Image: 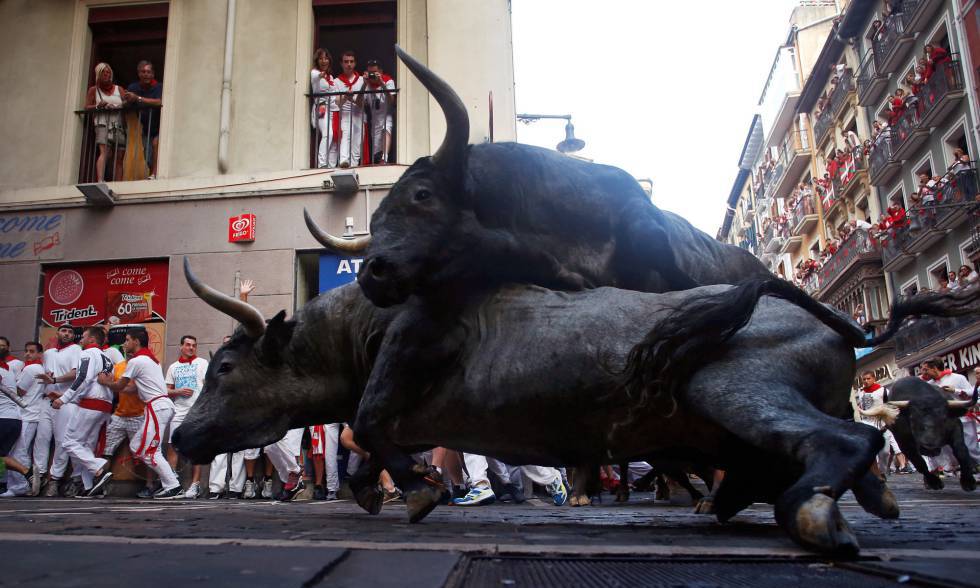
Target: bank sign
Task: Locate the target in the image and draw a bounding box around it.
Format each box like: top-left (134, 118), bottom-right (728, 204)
top-left (319, 253), bottom-right (362, 293)
top-left (41, 260), bottom-right (169, 327)
top-left (0, 212), bottom-right (65, 261)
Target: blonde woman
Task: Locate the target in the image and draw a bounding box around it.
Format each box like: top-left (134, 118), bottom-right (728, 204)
top-left (84, 63), bottom-right (126, 182)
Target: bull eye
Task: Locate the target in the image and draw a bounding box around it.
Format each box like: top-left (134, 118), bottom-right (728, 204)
top-left (413, 189), bottom-right (432, 203)
top-left (217, 361), bottom-right (233, 375)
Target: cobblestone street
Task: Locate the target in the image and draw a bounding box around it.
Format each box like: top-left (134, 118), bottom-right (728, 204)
top-left (2, 474), bottom-right (978, 587)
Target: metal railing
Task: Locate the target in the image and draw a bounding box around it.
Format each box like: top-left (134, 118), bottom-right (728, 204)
top-left (791, 192), bottom-right (816, 229)
top-left (890, 100), bottom-right (923, 152)
top-left (856, 50), bottom-right (880, 103)
top-left (801, 271), bottom-right (821, 295)
top-left (308, 87), bottom-right (399, 169)
top-left (75, 103), bottom-right (161, 183)
top-left (829, 68), bottom-right (854, 116)
top-left (816, 229), bottom-right (879, 288)
top-left (830, 150), bottom-right (866, 196)
top-left (918, 57), bottom-right (964, 123)
top-left (894, 312), bottom-right (978, 359)
top-left (814, 106), bottom-right (833, 145)
top-left (871, 13), bottom-right (908, 71)
top-left (868, 132), bottom-right (895, 181)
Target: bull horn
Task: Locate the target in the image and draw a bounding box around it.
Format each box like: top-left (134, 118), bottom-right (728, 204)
top-left (183, 257), bottom-right (265, 339)
top-left (303, 208), bottom-right (371, 253)
top-left (886, 400), bottom-right (911, 409)
top-left (947, 386), bottom-right (979, 409)
top-left (395, 44), bottom-right (469, 170)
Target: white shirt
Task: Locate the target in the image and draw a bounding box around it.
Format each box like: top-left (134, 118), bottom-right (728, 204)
top-left (48, 344), bottom-right (82, 396)
top-left (336, 72), bottom-right (365, 115)
top-left (856, 386), bottom-right (888, 430)
top-left (164, 357), bottom-right (209, 414)
top-left (0, 367), bottom-right (20, 419)
top-left (935, 372), bottom-right (972, 401)
top-left (365, 77), bottom-right (396, 120)
top-left (17, 363), bottom-right (47, 422)
top-left (4, 357), bottom-right (24, 380)
top-left (123, 354), bottom-right (173, 409)
top-left (311, 69), bottom-right (340, 112)
top-left (103, 346), bottom-right (124, 367)
top-left (60, 346), bottom-right (113, 405)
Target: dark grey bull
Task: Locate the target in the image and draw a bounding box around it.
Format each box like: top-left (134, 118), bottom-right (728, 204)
top-left (173, 259), bottom-right (980, 556)
top-left (863, 377), bottom-right (978, 491)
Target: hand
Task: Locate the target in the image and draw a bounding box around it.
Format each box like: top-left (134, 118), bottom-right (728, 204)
top-left (240, 279), bottom-right (256, 297)
top-left (52, 398), bottom-right (64, 409)
top-left (97, 101), bottom-right (108, 109)
top-left (171, 388), bottom-right (194, 398)
top-left (36, 372), bottom-right (55, 384)
top-left (97, 373), bottom-right (113, 386)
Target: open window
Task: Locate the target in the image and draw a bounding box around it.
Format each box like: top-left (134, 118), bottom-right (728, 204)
top-left (78, 3), bottom-right (168, 183)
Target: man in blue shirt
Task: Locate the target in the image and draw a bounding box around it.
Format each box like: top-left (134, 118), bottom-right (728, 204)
top-left (124, 60), bottom-right (163, 178)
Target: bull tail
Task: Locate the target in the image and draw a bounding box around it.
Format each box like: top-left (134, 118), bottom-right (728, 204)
top-left (622, 278), bottom-right (980, 413)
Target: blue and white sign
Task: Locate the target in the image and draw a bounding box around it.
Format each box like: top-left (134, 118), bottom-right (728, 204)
top-left (319, 253), bottom-right (363, 293)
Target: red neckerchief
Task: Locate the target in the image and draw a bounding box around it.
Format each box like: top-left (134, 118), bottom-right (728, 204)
top-left (938, 369), bottom-right (953, 379)
top-left (318, 70), bottom-right (334, 86)
top-left (0, 360), bottom-right (7, 371)
top-left (24, 359), bottom-right (42, 367)
top-left (132, 347), bottom-right (159, 364)
top-left (338, 72), bottom-right (360, 90)
top-left (3, 355), bottom-right (14, 363)
top-left (84, 344), bottom-right (101, 350)
top-left (139, 79), bottom-right (159, 90)
top-left (178, 355), bottom-right (197, 364)
top-left (862, 383), bottom-right (882, 393)
top-left (57, 341), bottom-right (77, 351)
top-left (101, 345), bottom-right (110, 351)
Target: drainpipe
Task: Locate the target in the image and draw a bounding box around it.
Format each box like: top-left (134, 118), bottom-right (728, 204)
top-left (218, 0), bottom-right (236, 174)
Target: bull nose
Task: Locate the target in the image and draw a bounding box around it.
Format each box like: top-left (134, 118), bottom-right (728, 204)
top-left (363, 256), bottom-right (390, 281)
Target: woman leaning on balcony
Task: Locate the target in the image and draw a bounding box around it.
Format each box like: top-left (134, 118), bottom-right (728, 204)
top-left (85, 62), bottom-right (126, 183)
top-left (948, 148), bottom-right (979, 203)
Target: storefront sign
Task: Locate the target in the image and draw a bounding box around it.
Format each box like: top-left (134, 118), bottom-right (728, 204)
top-left (0, 213), bottom-right (65, 261)
top-left (229, 214), bottom-right (256, 243)
top-left (41, 260), bottom-right (169, 327)
top-left (319, 253), bottom-right (362, 292)
top-left (911, 337), bottom-right (980, 377)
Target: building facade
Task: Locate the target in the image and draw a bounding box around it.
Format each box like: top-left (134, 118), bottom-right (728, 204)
top-left (0, 0), bottom-right (518, 365)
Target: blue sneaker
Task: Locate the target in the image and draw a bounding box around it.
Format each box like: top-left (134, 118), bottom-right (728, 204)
top-left (546, 478), bottom-right (568, 506)
top-left (451, 486), bottom-right (495, 506)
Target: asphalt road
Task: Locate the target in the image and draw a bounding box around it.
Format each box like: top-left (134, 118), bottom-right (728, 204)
top-left (1, 473), bottom-right (977, 587)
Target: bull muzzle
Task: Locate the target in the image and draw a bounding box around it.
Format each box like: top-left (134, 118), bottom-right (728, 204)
top-left (357, 256), bottom-right (410, 308)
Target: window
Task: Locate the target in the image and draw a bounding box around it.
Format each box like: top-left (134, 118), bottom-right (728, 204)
top-left (901, 277), bottom-right (919, 297)
top-left (927, 255), bottom-right (951, 289)
top-left (78, 4), bottom-right (169, 183)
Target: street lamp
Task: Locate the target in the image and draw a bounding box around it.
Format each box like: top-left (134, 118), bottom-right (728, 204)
top-left (516, 113), bottom-right (585, 154)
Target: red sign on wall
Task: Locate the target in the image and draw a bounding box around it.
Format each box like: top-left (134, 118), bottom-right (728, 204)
top-left (41, 260), bottom-right (169, 327)
top-left (229, 214), bottom-right (256, 243)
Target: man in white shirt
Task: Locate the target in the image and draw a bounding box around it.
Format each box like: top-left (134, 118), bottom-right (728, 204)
top-left (35, 324), bottom-right (82, 497)
top-left (98, 328), bottom-right (183, 499)
top-left (0, 362), bottom-right (31, 483)
top-left (0, 337), bottom-right (24, 379)
top-left (364, 59), bottom-right (395, 164)
top-left (2, 342), bottom-right (48, 496)
top-left (336, 50), bottom-right (365, 168)
top-left (164, 335), bottom-right (208, 499)
top-left (51, 327), bottom-right (115, 497)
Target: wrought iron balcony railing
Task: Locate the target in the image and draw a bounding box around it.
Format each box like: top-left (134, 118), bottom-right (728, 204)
top-left (75, 103), bottom-right (162, 183)
top-left (829, 68), bottom-right (854, 116)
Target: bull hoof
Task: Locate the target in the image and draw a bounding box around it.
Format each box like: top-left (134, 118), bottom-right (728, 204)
top-left (961, 475), bottom-right (977, 492)
top-left (852, 471), bottom-right (900, 520)
top-left (924, 475), bottom-right (945, 490)
top-left (405, 484), bottom-right (443, 523)
top-left (354, 485), bottom-right (384, 515)
top-left (785, 493), bottom-right (860, 558)
top-left (693, 496), bottom-right (715, 515)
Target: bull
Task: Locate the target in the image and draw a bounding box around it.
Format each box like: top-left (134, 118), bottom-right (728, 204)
top-left (855, 377), bottom-right (978, 491)
top-left (173, 258), bottom-right (980, 556)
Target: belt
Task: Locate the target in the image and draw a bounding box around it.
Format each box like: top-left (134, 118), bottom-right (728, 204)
top-left (78, 398), bottom-right (113, 413)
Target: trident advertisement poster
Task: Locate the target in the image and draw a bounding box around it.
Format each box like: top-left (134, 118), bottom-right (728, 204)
top-left (41, 260), bottom-right (169, 327)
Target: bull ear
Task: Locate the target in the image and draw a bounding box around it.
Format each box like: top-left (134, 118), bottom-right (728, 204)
top-left (260, 310), bottom-right (295, 366)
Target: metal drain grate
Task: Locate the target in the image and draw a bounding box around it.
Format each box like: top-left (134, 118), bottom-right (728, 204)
top-left (448, 556), bottom-right (942, 588)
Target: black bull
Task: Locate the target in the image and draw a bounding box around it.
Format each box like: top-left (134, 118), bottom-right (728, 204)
top-left (173, 259), bottom-right (980, 556)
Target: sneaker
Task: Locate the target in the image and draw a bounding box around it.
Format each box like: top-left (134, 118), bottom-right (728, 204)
top-left (243, 479), bottom-right (256, 499)
top-left (137, 486), bottom-right (156, 499)
top-left (0, 490), bottom-right (23, 498)
top-left (208, 492), bottom-right (223, 500)
top-left (451, 486), bottom-right (495, 506)
top-left (30, 470), bottom-right (43, 496)
top-left (546, 477), bottom-right (568, 506)
top-left (184, 482), bottom-right (201, 499)
top-left (226, 491), bottom-right (242, 500)
top-left (42, 478), bottom-right (60, 497)
top-left (63, 478), bottom-right (84, 498)
top-left (313, 485), bottom-right (326, 501)
top-left (383, 488), bottom-right (403, 504)
top-left (153, 486), bottom-right (184, 500)
top-left (498, 483), bottom-right (526, 504)
top-left (325, 490), bottom-right (338, 501)
top-left (87, 470), bottom-right (113, 497)
top-left (261, 478), bottom-right (273, 499)
top-left (276, 477), bottom-right (305, 502)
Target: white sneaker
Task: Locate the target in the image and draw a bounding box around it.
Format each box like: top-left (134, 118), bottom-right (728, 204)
top-left (261, 478), bottom-right (273, 499)
top-left (243, 479), bottom-right (256, 499)
top-left (0, 490), bottom-right (22, 498)
top-left (184, 482), bottom-right (201, 499)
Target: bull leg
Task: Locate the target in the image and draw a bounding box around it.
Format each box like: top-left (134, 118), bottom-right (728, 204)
top-left (654, 474), bottom-right (669, 501)
top-left (348, 458), bottom-right (385, 515)
top-left (615, 461), bottom-right (631, 503)
top-left (948, 422), bottom-right (977, 492)
top-left (851, 468), bottom-right (900, 519)
top-left (667, 471), bottom-right (703, 506)
top-left (907, 451), bottom-right (944, 490)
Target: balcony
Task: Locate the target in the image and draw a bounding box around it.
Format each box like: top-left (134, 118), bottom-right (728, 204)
top-left (831, 152), bottom-right (868, 201)
top-left (890, 104), bottom-right (929, 161)
top-left (819, 179), bottom-right (840, 218)
top-left (880, 220), bottom-right (917, 271)
top-left (75, 103), bottom-right (162, 183)
top-left (308, 87), bottom-right (399, 169)
top-left (934, 166), bottom-right (980, 231)
top-left (869, 134), bottom-right (902, 186)
top-left (918, 58), bottom-right (966, 129)
top-left (857, 50), bottom-right (888, 106)
top-left (772, 131), bottom-right (812, 199)
top-left (801, 272), bottom-right (821, 296)
top-left (791, 193), bottom-right (818, 236)
top-left (871, 13), bottom-right (915, 76)
top-left (814, 107), bottom-right (834, 147)
top-left (900, 0), bottom-right (944, 36)
top-left (894, 313), bottom-right (978, 360)
top-left (829, 68), bottom-right (855, 118)
top-left (816, 229), bottom-right (882, 296)
top-left (763, 221), bottom-right (786, 254)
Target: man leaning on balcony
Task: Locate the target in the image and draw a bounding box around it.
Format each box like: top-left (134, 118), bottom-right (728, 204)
top-left (123, 60), bottom-right (162, 179)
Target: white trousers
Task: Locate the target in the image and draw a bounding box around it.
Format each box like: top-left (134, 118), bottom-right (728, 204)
top-left (208, 451), bottom-right (246, 494)
top-left (264, 428), bottom-right (303, 483)
top-left (463, 453), bottom-right (560, 489)
top-left (961, 418), bottom-right (980, 465)
top-left (925, 446), bottom-right (956, 472)
top-left (50, 402), bottom-right (79, 479)
top-left (316, 112), bottom-right (339, 168)
top-left (5, 421), bottom-right (38, 495)
top-left (310, 423), bottom-right (340, 491)
top-left (339, 111), bottom-right (363, 166)
top-left (34, 405), bottom-right (54, 475)
top-left (370, 113), bottom-right (393, 161)
top-left (61, 406), bottom-right (109, 489)
top-left (130, 402), bottom-right (179, 491)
